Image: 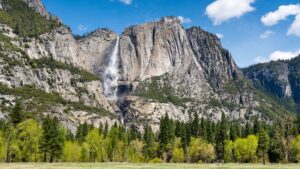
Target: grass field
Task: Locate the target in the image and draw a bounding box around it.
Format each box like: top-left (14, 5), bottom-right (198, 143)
top-left (0, 163), bottom-right (299, 169)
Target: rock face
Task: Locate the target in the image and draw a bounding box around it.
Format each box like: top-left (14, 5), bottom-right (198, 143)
top-left (0, 0), bottom-right (295, 131)
top-left (0, 23), bottom-right (119, 132)
top-left (119, 17), bottom-right (194, 82)
top-left (243, 56), bottom-right (300, 109)
top-left (78, 29), bottom-right (118, 77)
top-left (186, 27), bottom-right (241, 89)
top-left (22, 0), bottom-right (49, 18)
top-left (25, 26), bottom-right (91, 70)
top-left (112, 17), bottom-right (263, 127)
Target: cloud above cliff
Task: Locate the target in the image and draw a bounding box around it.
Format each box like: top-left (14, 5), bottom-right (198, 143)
top-left (261, 4), bottom-right (300, 36)
top-left (216, 33), bottom-right (224, 39)
top-left (255, 49), bottom-right (300, 63)
top-left (260, 30), bottom-right (275, 39)
top-left (120, 0), bottom-right (132, 5)
top-left (206, 0), bottom-right (256, 25)
top-left (177, 16), bottom-right (192, 24)
top-left (78, 24), bottom-right (88, 32)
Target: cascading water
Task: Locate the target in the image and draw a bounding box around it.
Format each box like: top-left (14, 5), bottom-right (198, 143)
top-left (104, 36), bottom-right (119, 100)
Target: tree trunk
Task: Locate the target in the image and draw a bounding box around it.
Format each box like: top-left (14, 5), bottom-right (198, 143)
top-left (50, 154), bottom-right (53, 163)
top-left (263, 150), bottom-right (265, 165)
top-left (43, 150), bottom-right (47, 162)
top-left (5, 144), bottom-right (11, 163)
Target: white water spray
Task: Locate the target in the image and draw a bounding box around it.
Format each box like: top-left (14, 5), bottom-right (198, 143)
top-left (104, 37), bottom-right (119, 100)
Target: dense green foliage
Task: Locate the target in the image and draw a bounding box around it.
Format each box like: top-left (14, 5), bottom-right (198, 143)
top-left (32, 57), bottom-right (101, 82)
top-left (242, 57), bottom-right (300, 114)
top-left (135, 76), bottom-right (186, 106)
top-left (0, 0), bottom-right (60, 37)
top-left (1, 105), bottom-right (300, 163)
top-left (0, 83), bottom-right (114, 118)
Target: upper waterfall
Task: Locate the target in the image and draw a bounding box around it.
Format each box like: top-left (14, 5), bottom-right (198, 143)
top-left (104, 36), bottom-right (120, 100)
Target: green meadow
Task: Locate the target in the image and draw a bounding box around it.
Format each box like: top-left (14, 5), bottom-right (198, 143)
top-left (0, 163), bottom-right (299, 169)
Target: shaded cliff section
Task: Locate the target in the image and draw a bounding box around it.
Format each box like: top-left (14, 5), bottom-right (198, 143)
top-left (243, 56), bottom-right (300, 112)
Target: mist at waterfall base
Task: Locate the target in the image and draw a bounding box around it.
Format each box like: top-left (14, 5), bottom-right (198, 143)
top-left (103, 37), bottom-right (119, 101)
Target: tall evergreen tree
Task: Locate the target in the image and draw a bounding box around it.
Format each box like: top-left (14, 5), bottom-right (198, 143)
top-left (99, 122), bottom-right (104, 135)
top-left (244, 122), bottom-right (252, 137)
top-left (296, 115), bottom-right (300, 135)
top-left (191, 113), bottom-right (199, 137)
top-left (39, 116), bottom-right (64, 162)
top-left (175, 121), bottom-right (182, 137)
top-left (158, 114), bottom-right (175, 161)
top-left (258, 128), bottom-right (269, 165)
top-left (9, 101), bottom-right (23, 126)
top-left (230, 124), bottom-right (237, 141)
top-left (200, 118), bottom-right (207, 140)
top-left (143, 124), bottom-right (155, 160)
top-left (206, 120), bottom-right (214, 143)
top-left (104, 121), bottom-right (109, 138)
top-left (253, 117), bottom-right (261, 135)
top-left (216, 113), bottom-right (229, 162)
top-left (268, 125), bottom-right (285, 163)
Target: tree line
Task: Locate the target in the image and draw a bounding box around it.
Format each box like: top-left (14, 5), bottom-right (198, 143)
top-left (0, 102), bottom-right (300, 163)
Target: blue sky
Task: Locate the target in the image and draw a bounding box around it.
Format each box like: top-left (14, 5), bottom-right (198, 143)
top-left (43, 0), bottom-right (300, 68)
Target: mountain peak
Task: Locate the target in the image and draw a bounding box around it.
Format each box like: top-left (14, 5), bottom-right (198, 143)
top-left (22, 0), bottom-right (49, 18)
top-left (159, 16), bottom-right (181, 24)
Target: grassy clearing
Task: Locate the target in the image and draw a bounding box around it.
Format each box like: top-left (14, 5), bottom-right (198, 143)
top-left (0, 163), bottom-right (299, 169)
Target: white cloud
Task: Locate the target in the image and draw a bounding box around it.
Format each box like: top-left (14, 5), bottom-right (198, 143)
top-left (261, 4), bottom-right (300, 37)
top-left (216, 33), bottom-right (224, 39)
top-left (205, 0), bottom-right (256, 25)
top-left (177, 16), bottom-right (192, 24)
top-left (255, 50), bottom-right (300, 63)
top-left (120, 0), bottom-right (132, 5)
top-left (260, 30), bottom-right (275, 39)
top-left (78, 24), bottom-right (88, 32)
top-left (261, 4), bottom-right (300, 26)
top-left (288, 14), bottom-right (300, 36)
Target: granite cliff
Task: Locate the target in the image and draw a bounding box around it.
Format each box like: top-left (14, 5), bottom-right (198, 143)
top-left (0, 0), bottom-right (295, 132)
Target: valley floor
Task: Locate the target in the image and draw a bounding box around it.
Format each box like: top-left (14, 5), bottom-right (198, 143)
top-left (0, 163), bottom-right (299, 169)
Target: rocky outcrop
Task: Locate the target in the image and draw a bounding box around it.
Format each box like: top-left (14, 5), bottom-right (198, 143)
top-left (0, 23), bottom-right (119, 132)
top-left (0, 0), bottom-right (295, 131)
top-left (119, 17), bottom-right (195, 82)
top-left (243, 56), bottom-right (300, 109)
top-left (78, 29), bottom-right (118, 77)
top-left (22, 0), bottom-right (50, 18)
top-left (23, 26), bottom-right (90, 70)
top-left (113, 17), bottom-right (263, 125)
top-left (186, 27), bottom-right (241, 89)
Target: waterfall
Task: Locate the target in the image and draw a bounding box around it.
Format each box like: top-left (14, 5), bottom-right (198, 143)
top-left (104, 37), bottom-right (119, 100)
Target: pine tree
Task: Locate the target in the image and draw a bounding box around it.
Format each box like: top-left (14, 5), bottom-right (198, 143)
top-left (295, 114), bottom-right (300, 135)
top-left (9, 101), bottom-right (23, 126)
top-left (230, 124), bottom-right (237, 141)
top-left (268, 125), bottom-right (285, 163)
top-left (191, 113), bottom-right (199, 137)
top-left (200, 118), bottom-right (207, 140)
top-left (76, 122), bottom-right (89, 144)
top-left (175, 121), bottom-right (182, 137)
top-left (216, 113), bottom-right (229, 162)
top-left (206, 120), bottom-right (214, 143)
top-left (66, 130), bottom-right (74, 142)
top-left (142, 124), bottom-right (155, 160)
top-left (244, 122), bottom-right (252, 137)
top-left (99, 122), bottom-right (104, 135)
top-left (129, 124), bottom-right (140, 141)
top-left (39, 116), bottom-right (64, 162)
top-left (104, 121), bottom-right (108, 138)
top-left (158, 113), bottom-right (175, 160)
top-left (253, 117), bottom-right (261, 135)
top-left (258, 128), bottom-right (269, 165)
